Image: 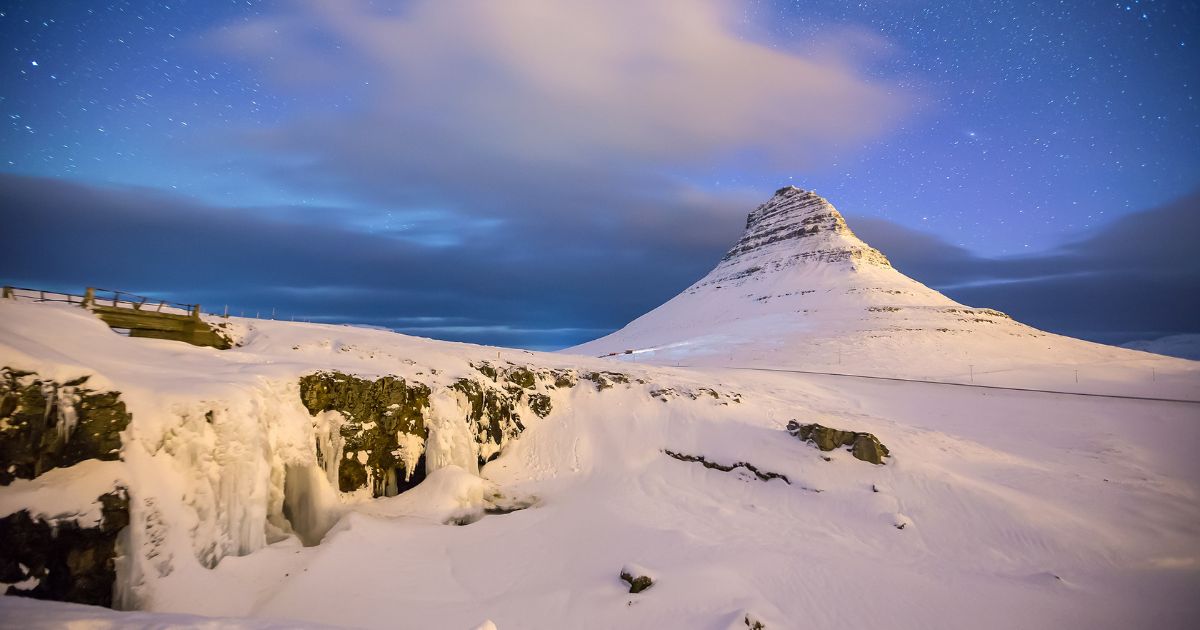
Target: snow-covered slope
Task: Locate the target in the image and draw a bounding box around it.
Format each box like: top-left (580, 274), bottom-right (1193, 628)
top-left (569, 187), bottom-right (1198, 397)
top-left (2, 299), bottom-right (1199, 629)
top-left (1122, 334), bottom-right (1200, 361)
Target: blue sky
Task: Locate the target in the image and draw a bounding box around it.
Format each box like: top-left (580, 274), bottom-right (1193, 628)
top-left (2, 1), bottom-right (1197, 349)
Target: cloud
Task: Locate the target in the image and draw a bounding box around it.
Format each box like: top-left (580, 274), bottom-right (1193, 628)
top-left (195, 0), bottom-right (910, 242)
top-left (3, 172), bottom-right (1196, 348)
top-left (852, 192), bottom-right (1200, 343)
top-left (214, 0), bottom-right (906, 168)
top-left (0, 173), bottom-right (742, 348)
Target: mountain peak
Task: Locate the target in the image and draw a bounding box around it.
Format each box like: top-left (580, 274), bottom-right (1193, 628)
top-left (721, 185), bottom-right (890, 269)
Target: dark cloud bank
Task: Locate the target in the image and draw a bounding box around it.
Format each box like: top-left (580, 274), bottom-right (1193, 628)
top-left (854, 191), bottom-right (1200, 345)
top-left (2, 173), bottom-right (1196, 350)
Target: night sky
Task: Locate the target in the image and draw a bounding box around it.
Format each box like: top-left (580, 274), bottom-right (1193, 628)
top-left (2, 1), bottom-right (1198, 350)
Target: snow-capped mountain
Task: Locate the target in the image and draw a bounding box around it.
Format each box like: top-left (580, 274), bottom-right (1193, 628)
top-left (570, 186), bottom-right (1196, 395)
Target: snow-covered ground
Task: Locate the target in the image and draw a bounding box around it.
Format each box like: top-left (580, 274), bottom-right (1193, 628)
top-left (2, 298), bottom-right (1199, 629)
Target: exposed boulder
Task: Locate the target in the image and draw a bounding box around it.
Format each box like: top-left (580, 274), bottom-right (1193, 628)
top-left (0, 368), bottom-right (130, 485)
top-left (786, 420), bottom-right (890, 465)
top-left (0, 489), bottom-right (129, 607)
top-left (619, 565), bottom-right (654, 594)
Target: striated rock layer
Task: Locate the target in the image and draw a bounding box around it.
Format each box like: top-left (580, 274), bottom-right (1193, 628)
top-left (719, 186), bottom-right (891, 269)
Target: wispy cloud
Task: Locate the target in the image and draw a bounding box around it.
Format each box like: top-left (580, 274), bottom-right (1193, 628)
top-left (198, 0), bottom-right (911, 243)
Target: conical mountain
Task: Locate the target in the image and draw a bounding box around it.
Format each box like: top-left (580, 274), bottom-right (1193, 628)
top-left (568, 186), bottom-right (1190, 391)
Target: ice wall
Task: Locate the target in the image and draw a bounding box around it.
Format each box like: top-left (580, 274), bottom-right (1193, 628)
top-left (425, 388), bottom-right (480, 476)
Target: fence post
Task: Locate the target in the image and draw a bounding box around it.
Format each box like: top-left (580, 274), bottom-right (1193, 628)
top-left (2, 286), bottom-right (11, 300)
top-left (191, 304), bottom-right (201, 319)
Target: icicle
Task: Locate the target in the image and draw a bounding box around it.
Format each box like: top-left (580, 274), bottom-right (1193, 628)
top-left (40, 383), bottom-right (80, 444)
top-left (313, 411), bottom-right (346, 488)
top-left (55, 386), bottom-right (79, 443)
top-left (393, 432), bottom-right (426, 482)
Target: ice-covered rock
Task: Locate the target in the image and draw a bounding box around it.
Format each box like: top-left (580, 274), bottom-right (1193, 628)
top-left (425, 387), bottom-right (479, 476)
top-left (0, 489), bottom-right (128, 606)
top-left (0, 369), bottom-right (130, 485)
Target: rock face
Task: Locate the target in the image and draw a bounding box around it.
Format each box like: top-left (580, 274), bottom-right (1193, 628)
top-left (297, 363), bottom-right (603, 498)
top-left (0, 489), bottom-right (129, 607)
top-left (719, 186), bottom-right (892, 270)
top-left (299, 372), bottom-right (433, 496)
top-left (0, 368), bottom-right (131, 485)
top-left (786, 420), bottom-right (890, 465)
top-left (685, 185), bottom-right (899, 298)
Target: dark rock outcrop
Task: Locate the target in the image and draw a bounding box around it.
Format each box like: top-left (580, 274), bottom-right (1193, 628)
top-left (299, 367), bottom-right (561, 496)
top-left (786, 420), bottom-right (890, 465)
top-left (450, 378), bottom-right (526, 461)
top-left (0, 489), bottom-right (129, 607)
top-left (619, 569), bottom-right (653, 594)
top-left (663, 450), bottom-right (794, 485)
top-left (1, 368), bottom-right (131, 485)
top-left (299, 372), bottom-right (431, 496)
top-left (744, 614), bottom-right (767, 629)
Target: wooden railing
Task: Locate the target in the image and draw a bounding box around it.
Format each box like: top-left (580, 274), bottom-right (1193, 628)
top-left (2, 286), bottom-right (201, 318)
top-left (3, 285), bottom-right (229, 348)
